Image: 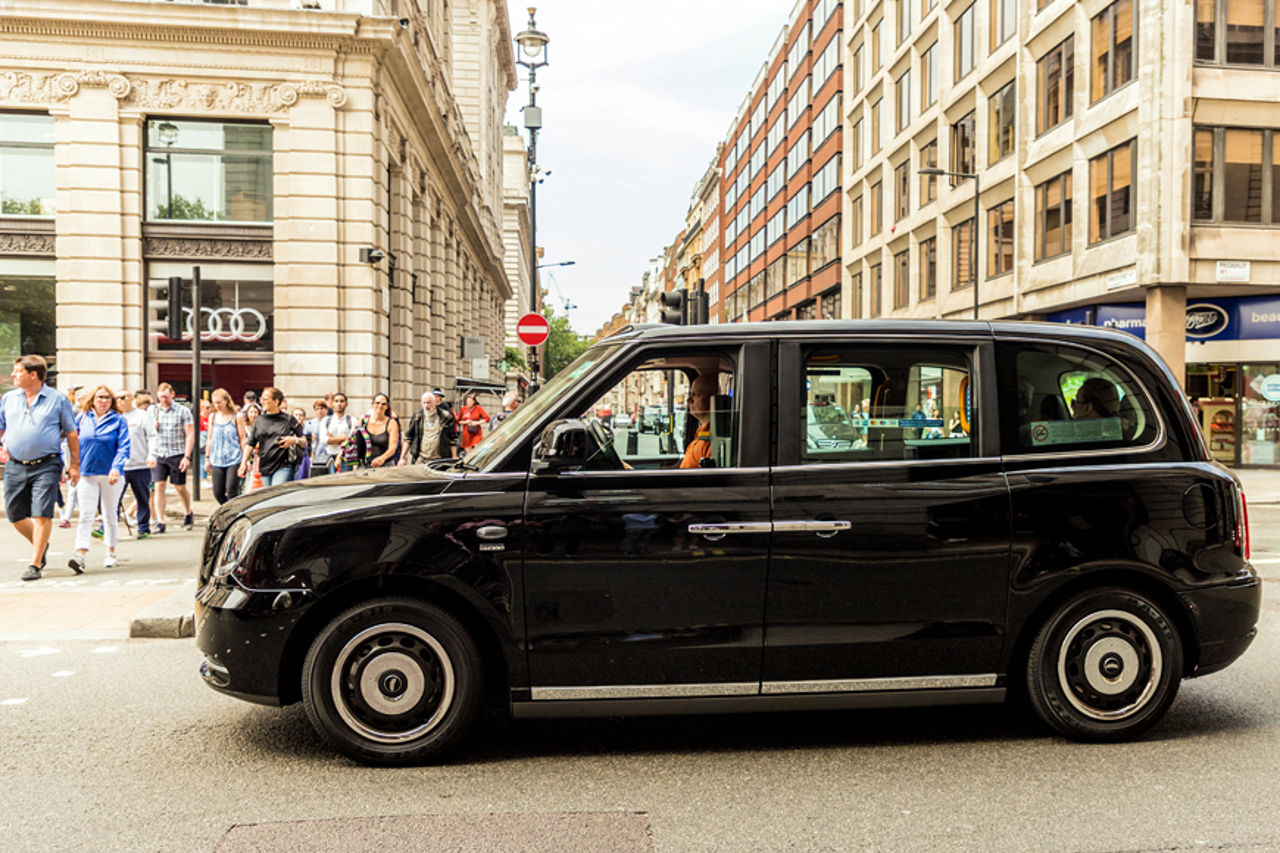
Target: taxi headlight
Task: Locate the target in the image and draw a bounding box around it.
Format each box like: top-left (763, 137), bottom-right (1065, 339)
top-left (213, 517), bottom-right (253, 578)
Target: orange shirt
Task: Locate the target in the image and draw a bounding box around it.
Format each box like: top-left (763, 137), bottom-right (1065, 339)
top-left (680, 426), bottom-right (712, 469)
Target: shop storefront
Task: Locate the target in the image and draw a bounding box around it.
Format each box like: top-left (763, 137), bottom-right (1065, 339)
top-left (1048, 295), bottom-right (1280, 468)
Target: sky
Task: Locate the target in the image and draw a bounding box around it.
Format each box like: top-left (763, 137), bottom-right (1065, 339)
top-left (503, 0), bottom-right (796, 336)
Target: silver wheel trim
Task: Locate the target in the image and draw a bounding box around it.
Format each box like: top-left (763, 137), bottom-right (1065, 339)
top-left (1056, 608), bottom-right (1162, 722)
top-left (330, 622), bottom-right (456, 745)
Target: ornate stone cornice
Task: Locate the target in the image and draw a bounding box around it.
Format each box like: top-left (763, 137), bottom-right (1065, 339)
top-left (0, 232), bottom-right (55, 256)
top-left (143, 237), bottom-right (273, 261)
top-left (0, 69), bottom-right (347, 113)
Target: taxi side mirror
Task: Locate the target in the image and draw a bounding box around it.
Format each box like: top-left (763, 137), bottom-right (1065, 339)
top-left (531, 419), bottom-right (592, 474)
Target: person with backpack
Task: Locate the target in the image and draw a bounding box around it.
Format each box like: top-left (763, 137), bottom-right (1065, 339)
top-left (322, 392), bottom-right (356, 473)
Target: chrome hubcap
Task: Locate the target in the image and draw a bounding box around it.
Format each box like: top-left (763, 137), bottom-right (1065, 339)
top-left (1057, 609), bottom-right (1161, 721)
top-left (330, 622), bottom-right (454, 744)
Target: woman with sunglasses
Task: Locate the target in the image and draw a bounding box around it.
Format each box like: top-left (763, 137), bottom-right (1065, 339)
top-left (341, 394), bottom-right (401, 469)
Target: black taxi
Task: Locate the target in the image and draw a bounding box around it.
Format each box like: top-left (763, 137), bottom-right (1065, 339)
top-left (195, 321), bottom-right (1260, 765)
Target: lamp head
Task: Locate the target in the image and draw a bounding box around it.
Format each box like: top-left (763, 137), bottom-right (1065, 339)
top-left (156, 120), bottom-right (179, 147)
top-left (515, 8), bottom-right (549, 64)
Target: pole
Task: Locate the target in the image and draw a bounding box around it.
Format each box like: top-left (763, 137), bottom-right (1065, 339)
top-left (972, 174), bottom-right (980, 321)
top-left (527, 63), bottom-right (540, 392)
top-left (190, 265), bottom-right (202, 501)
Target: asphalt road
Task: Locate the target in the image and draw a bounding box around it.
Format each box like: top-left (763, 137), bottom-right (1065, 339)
top-left (0, 508), bottom-right (1277, 852)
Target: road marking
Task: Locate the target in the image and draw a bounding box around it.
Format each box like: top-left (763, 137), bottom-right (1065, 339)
top-left (2, 698), bottom-right (28, 705)
top-left (1250, 557), bottom-right (1280, 565)
top-left (51, 670), bottom-right (74, 678)
top-left (0, 578), bottom-right (193, 590)
top-left (91, 646), bottom-right (119, 655)
top-left (18, 646), bottom-right (59, 658)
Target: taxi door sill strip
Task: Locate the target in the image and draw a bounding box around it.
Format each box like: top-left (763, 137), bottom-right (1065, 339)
top-left (529, 673), bottom-right (997, 702)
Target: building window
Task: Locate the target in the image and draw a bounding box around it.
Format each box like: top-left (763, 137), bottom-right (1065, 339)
top-left (920, 139), bottom-right (938, 203)
top-left (851, 270), bottom-right (863, 318)
top-left (768, 63), bottom-right (788, 111)
top-left (1035, 171), bottom-right (1073, 259)
top-left (951, 111), bottom-right (976, 179)
top-left (893, 248), bottom-right (910, 308)
top-left (921, 42), bottom-right (938, 109)
top-left (894, 160), bottom-right (910, 220)
top-left (852, 44), bottom-right (864, 92)
top-left (787, 130), bottom-right (811, 180)
top-left (872, 20), bottom-right (883, 70)
top-left (768, 161), bottom-right (786, 201)
top-left (955, 5), bottom-right (976, 79)
top-left (923, 0), bottom-right (938, 18)
top-left (898, 0), bottom-right (912, 43)
top-left (786, 183), bottom-right (812, 226)
top-left (788, 20), bottom-right (813, 77)
top-left (820, 286), bottom-right (842, 319)
top-left (1037, 36), bottom-right (1074, 135)
top-left (0, 259), bottom-right (57, 388)
top-left (1089, 139), bottom-right (1135, 243)
top-left (895, 70), bottom-right (912, 132)
top-left (953, 217), bottom-right (974, 288)
top-left (146, 120), bottom-right (273, 223)
top-left (1092, 0), bottom-right (1135, 103)
top-left (767, 255), bottom-right (787, 299)
top-left (851, 118), bottom-right (863, 169)
top-left (788, 77), bottom-right (812, 130)
top-left (1193, 125), bottom-right (1280, 224)
top-left (814, 33), bottom-right (842, 88)
top-left (787, 236), bottom-right (811, 286)
top-left (147, 261), bottom-right (275, 355)
top-left (871, 99), bottom-right (882, 154)
top-left (796, 301), bottom-right (818, 321)
top-left (990, 0), bottom-right (1016, 51)
top-left (814, 93), bottom-right (842, 146)
top-left (767, 209), bottom-right (787, 246)
top-left (813, 153), bottom-right (842, 203)
top-left (920, 236), bottom-right (937, 298)
top-left (1191, 0), bottom-right (1275, 66)
top-left (1196, 0), bottom-right (1217, 61)
top-left (812, 214), bottom-right (841, 270)
top-left (870, 180), bottom-right (883, 234)
top-left (750, 271), bottom-right (766, 308)
top-left (870, 262), bottom-right (883, 316)
top-left (851, 195), bottom-right (864, 246)
top-left (987, 199), bottom-right (1014, 277)
top-left (988, 80), bottom-right (1016, 164)
top-left (1, 113), bottom-right (55, 217)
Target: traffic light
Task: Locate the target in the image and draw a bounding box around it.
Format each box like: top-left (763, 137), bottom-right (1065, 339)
top-left (691, 280), bottom-right (709, 325)
top-left (659, 289), bottom-right (687, 325)
top-left (166, 276), bottom-right (184, 340)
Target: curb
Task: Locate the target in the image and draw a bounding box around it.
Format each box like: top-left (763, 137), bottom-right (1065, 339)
top-left (129, 588), bottom-right (194, 638)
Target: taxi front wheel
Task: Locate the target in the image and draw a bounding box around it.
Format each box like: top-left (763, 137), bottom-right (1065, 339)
top-left (1026, 587), bottom-right (1182, 742)
top-left (302, 597), bottom-right (483, 765)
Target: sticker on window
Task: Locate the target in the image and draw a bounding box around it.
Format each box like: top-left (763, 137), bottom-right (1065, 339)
top-left (1029, 418), bottom-right (1123, 445)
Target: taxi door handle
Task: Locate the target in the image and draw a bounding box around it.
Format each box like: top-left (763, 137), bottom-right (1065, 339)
top-left (477, 525), bottom-right (508, 540)
top-left (773, 520), bottom-right (851, 538)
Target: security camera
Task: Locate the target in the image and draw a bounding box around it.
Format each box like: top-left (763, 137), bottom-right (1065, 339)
top-left (360, 247), bottom-right (386, 264)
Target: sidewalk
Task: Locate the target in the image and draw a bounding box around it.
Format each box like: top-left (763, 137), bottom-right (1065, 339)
top-left (0, 489), bottom-right (221, 641)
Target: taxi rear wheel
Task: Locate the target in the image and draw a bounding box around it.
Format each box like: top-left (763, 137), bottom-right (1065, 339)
top-left (302, 597), bottom-right (483, 765)
top-left (1026, 587), bottom-right (1182, 742)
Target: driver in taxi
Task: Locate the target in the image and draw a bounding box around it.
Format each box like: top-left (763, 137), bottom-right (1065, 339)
top-left (680, 371), bottom-right (719, 469)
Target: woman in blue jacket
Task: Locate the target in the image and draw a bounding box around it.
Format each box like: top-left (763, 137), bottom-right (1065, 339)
top-left (71, 385), bottom-right (131, 573)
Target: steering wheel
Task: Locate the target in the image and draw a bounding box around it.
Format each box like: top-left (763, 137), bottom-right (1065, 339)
top-left (586, 418), bottom-right (623, 470)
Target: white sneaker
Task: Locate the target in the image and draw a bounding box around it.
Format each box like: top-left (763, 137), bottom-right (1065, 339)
top-left (103, 554), bottom-right (118, 569)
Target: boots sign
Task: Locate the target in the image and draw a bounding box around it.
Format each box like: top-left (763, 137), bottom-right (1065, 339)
top-left (1047, 295), bottom-right (1280, 342)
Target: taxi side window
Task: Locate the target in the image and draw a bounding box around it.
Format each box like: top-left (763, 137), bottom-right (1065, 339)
top-left (800, 346), bottom-right (975, 463)
top-left (998, 342), bottom-right (1159, 454)
top-left (583, 353), bottom-right (738, 470)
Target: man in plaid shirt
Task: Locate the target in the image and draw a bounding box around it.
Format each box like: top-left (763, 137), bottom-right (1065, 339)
top-left (152, 382), bottom-right (194, 531)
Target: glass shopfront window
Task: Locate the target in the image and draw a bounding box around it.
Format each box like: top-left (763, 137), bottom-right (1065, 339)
top-left (1241, 363), bottom-right (1280, 465)
top-left (145, 119), bottom-right (273, 223)
top-left (146, 262), bottom-right (273, 355)
top-left (1, 113), bottom-right (55, 217)
top-left (0, 258), bottom-right (57, 391)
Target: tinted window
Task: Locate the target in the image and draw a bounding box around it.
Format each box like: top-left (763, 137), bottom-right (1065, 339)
top-left (800, 346), bottom-right (975, 463)
top-left (999, 342), bottom-right (1159, 454)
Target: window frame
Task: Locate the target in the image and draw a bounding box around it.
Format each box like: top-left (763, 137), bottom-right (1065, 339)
top-left (986, 198), bottom-right (1015, 278)
top-left (894, 160), bottom-right (910, 220)
top-left (920, 236), bottom-right (937, 299)
top-left (893, 248), bottom-right (911, 308)
top-left (955, 5), bottom-right (977, 80)
top-left (1088, 139), bottom-right (1136, 244)
top-left (144, 118), bottom-right (274, 225)
top-left (988, 79), bottom-right (1016, 165)
top-left (1035, 171), bottom-right (1073, 261)
top-left (1192, 124), bottom-right (1279, 225)
top-left (1036, 35), bottom-right (1075, 136)
top-left (1091, 0), bottom-right (1136, 104)
top-left (0, 112), bottom-right (55, 218)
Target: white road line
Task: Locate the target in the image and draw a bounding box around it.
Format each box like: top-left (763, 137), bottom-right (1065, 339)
top-left (18, 647), bottom-right (59, 658)
top-left (1249, 557), bottom-right (1280, 565)
top-left (91, 646), bottom-right (119, 655)
top-left (2, 698), bottom-right (29, 705)
top-left (51, 671), bottom-right (74, 678)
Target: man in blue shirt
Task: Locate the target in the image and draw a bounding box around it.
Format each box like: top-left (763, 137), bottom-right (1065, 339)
top-left (0, 355), bottom-right (80, 581)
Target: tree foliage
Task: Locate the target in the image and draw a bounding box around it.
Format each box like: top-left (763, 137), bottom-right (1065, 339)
top-left (153, 193), bottom-right (219, 221)
top-left (542, 305), bottom-right (590, 380)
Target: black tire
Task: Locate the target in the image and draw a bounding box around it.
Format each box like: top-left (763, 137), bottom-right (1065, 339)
top-left (1026, 587), bottom-right (1182, 742)
top-left (302, 597), bottom-right (483, 765)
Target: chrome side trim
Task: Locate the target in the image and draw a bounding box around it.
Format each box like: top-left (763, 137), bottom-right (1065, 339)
top-left (530, 682), bottom-right (759, 701)
top-left (770, 456), bottom-right (1003, 473)
top-left (688, 522), bottom-right (773, 534)
top-left (772, 520), bottom-right (851, 533)
top-left (761, 673), bottom-right (998, 694)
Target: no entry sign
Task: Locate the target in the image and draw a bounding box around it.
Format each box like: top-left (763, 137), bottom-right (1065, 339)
top-left (516, 312), bottom-right (550, 347)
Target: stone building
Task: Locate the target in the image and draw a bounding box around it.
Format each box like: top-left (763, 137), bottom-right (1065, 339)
top-left (0, 0), bottom-right (518, 413)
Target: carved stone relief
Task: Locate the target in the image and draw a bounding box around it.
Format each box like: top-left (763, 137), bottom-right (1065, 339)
top-left (0, 233), bottom-right (55, 256)
top-left (143, 237), bottom-right (272, 261)
top-left (0, 70), bottom-right (346, 113)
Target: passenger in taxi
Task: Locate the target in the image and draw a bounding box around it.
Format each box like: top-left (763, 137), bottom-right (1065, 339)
top-left (680, 371), bottom-right (719, 469)
top-left (1071, 377), bottom-right (1120, 420)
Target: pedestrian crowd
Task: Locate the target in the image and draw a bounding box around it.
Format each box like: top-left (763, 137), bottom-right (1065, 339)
top-left (0, 353), bottom-right (521, 581)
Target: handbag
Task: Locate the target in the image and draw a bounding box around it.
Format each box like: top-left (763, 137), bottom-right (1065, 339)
top-left (466, 423), bottom-right (480, 436)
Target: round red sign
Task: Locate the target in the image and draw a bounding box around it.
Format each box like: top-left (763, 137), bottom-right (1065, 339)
top-left (516, 313), bottom-right (550, 347)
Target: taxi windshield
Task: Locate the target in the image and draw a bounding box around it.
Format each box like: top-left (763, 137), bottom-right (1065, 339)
top-left (460, 342), bottom-right (619, 471)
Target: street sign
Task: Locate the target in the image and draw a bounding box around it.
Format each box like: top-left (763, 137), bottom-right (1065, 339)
top-left (516, 312), bottom-right (550, 346)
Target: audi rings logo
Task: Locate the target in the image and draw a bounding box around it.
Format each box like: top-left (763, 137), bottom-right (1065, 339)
top-left (182, 306), bottom-right (268, 343)
top-left (1185, 303), bottom-right (1229, 339)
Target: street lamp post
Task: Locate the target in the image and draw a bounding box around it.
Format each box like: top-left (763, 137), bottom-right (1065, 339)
top-left (919, 166), bottom-right (980, 320)
top-left (515, 7), bottom-right (549, 389)
top-left (156, 120), bottom-right (178, 218)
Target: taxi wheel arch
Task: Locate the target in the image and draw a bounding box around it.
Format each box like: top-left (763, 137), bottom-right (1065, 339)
top-left (1024, 585), bottom-right (1183, 742)
top-left (301, 596), bottom-right (484, 765)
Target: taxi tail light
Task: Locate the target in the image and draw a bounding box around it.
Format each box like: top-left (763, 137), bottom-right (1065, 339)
top-left (1232, 486), bottom-right (1250, 561)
